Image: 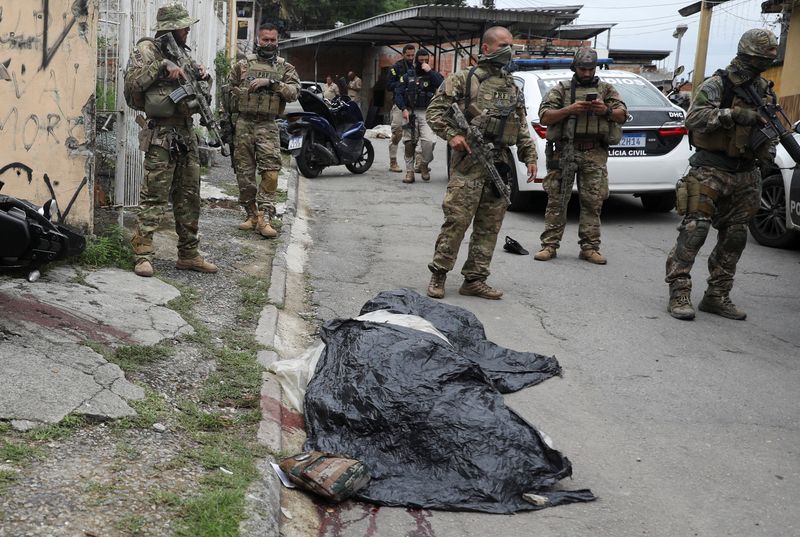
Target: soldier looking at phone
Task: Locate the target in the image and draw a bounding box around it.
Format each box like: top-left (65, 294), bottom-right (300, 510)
top-left (533, 47), bottom-right (627, 265)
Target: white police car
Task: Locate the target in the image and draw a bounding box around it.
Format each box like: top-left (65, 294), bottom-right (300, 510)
top-left (749, 124), bottom-right (800, 248)
top-left (509, 59), bottom-right (691, 212)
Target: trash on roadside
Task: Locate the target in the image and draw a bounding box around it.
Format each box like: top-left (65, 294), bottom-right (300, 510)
top-left (301, 289), bottom-right (596, 513)
top-left (278, 451), bottom-right (371, 502)
top-left (270, 462), bottom-right (296, 489)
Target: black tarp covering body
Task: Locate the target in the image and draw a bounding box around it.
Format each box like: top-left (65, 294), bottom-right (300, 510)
top-left (303, 289), bottom-right (595, 513)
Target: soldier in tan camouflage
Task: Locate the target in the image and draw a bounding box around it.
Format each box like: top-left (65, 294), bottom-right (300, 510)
top-left (533, 47), bottom-right (627, 265)
top-left (665, 29), bottom-right (778, 321)
top-left (227, 23), bottom-right (300, 237)
top-left (425, 26), bottom-right (537, 300)
top-left (124, 2), bottom-right (217, 278)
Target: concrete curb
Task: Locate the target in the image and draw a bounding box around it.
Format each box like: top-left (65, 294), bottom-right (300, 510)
top-left (242, 161), bottom-right (300, 536)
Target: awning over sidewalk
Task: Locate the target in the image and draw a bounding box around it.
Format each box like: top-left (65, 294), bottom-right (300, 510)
top-left (279, 5), bottom-right (581, 51)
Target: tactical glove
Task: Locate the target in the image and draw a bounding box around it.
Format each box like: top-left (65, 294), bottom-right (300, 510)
top-left (731, 107), bottom-right (761, 126)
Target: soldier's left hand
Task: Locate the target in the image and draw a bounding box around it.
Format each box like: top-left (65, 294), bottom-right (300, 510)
top-left (402, 110), bottom-right (410, 121)
top-left (197, 64), bottom-right (208, 79)
top-left (249, 78), bottom-right (275, 92)
top-left (589, 100), bottom-right (607, 115)
top-left (526, 163), bottom-right (538, 182)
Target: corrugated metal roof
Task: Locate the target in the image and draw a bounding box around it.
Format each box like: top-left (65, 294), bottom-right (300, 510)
top-left (280, 4), bottom-right (579, 50)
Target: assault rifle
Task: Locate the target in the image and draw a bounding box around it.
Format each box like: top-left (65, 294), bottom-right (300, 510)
top-left (558, 112), bottom-right (578, 209)
top-left (160, 32), bottom-right (229, 156)
top-left (739, 82), bottom-right (800, 165)
top-left (402, 71), bottom-right (418, 146)
top-left (449, 103), bottom-right (511, 206)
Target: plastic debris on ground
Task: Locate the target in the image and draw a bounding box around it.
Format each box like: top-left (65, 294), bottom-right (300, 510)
top-left (301, 289), bottom-right (596, 513)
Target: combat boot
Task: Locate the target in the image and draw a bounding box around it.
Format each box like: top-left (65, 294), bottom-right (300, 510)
top-left (698, 290), bottom-right (746, 320)
top-left (667, 291), bottom-right (695, 320)
top-left (533, 246), bottom-right (557, 261)
top-left (134, 259), bottom-right (154, 278)
top-left (176, 256), bottom-right (218, 273)
top-left (459, 279), bottom-right (503, 300)
top-left (256, 212), bottom-right (278, 238)
top-left (427, 271), bottom-right (446, 299)
top-left (403, 171), bottom-right (415, 184)
top-left (131, 233), bottom-right (154, 278)
top-left (579, 249), bottom-right (607, 265)
top-left (238, 203), bottom-right (258, 231)
top-left (420, 161), bottom-right (431, 181)
top-left (389, 158), bottom-right (402, 173)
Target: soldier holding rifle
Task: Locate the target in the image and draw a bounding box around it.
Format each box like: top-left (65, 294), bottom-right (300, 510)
top-left (124, 2), bottom-right (218, 277)
top-left (425, 26), bottom-right (537, 300)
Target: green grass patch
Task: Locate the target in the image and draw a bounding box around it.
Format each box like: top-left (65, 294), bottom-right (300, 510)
top-left (275, 189), bottom-right (288, 204)
top-left (24, 414), bottom-right (87, 442)
top-left (150, 489), bottom-right (184, 509)
top-left (201, 347), bottom-right (262, 409)
top-left (165, 283), bottom-right (214, 346)
top-left (78, 225), bottom-right (135, 270)
top-left (114, 390), bottom-right (172, 430)
top-left (0, 468), bottom-right (18, 495)
top-left (115, 514), bottom-right (146, 535)
top-left (222, 182), bottom-right (240, 198)
top-left (176, 400), bottom-right (231, 432)
top-left (109, 343), bottom-right (174, 372)
top-left (238, 275), bottom-right (269, 321)
top-left (0, 439), bottom-right (41, 463)
top-left (174, 430), bottom-right (266, 537)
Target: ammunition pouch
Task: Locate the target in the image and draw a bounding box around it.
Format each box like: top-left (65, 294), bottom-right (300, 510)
top-left (471, 112), bottom-right (519, 147)
top-left (545, 142), bottom-right (560, 170)
top-left (234, 86), bottom-right (283, 119)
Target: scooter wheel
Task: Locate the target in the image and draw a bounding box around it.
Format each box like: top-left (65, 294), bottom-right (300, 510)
top-left (345, 139), bottom-right (374, 174)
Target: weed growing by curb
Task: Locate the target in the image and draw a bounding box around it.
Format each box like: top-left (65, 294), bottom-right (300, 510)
top-left (78, 226), bottom-right (135, 270)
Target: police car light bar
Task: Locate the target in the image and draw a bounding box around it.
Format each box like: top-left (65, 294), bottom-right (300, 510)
top-left (513, 58), bottom-right (615, 71)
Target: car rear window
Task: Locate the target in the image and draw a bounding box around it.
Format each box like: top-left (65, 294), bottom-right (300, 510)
top-left (537, 76), bottom-right (670, 108)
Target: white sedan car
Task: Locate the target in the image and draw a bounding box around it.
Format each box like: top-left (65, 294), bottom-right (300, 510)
top-left (749, 124), bottom-right (800, 248)
top-left (509, 65), bottom-right (691, 212)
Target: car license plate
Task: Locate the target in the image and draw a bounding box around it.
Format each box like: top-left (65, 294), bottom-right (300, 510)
top-left (288, 136), bottom-right (303, 150)
top-left (615, 133), bottom-right (646, 148)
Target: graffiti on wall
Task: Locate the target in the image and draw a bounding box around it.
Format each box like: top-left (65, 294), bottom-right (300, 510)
top-left (0, 0), bottom-right (94, 228)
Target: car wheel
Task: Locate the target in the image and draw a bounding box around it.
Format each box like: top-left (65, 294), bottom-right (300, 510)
top-left (749, 174), bottom-right (798, 248)
top-left (640, 191), bottom-right (676, 213)
top-left (345, 139), bottom-right (374, 174)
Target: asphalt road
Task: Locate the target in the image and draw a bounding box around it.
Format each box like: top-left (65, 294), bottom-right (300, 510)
top-left (296, 136), bottom-right (800, 537)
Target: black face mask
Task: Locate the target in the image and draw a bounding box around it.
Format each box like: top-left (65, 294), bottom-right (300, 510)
top-left (256, 43), bottom-right (278, 60)
top-left (739, 54), bottom-right (774, 73)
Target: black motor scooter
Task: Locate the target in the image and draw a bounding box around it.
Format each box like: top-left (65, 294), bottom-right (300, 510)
top-left (286, 90), bottom-right (374, 178)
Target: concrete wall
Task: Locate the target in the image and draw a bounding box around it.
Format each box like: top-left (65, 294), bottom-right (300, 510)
top-left (0, 0), bottom-right (97, 231)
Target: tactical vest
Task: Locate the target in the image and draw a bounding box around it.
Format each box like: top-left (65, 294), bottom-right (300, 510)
top-left (463, 66), bottom-right (522, 147)
top-left (135, 38), bottom-right (195, 120)
top-left (545, 78), bottom-right (622, 145)
top-left (404, 72), bottom-right (437, 109)
top-left (690, 71), bottom-right (767, 160)
top-left (233, 55), bottom-right (289, 118)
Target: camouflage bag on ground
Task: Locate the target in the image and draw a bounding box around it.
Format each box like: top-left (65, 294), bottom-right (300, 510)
top-left (279, 451), bottom-right (371, 502)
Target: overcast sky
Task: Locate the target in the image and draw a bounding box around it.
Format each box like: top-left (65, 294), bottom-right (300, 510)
top-left (488, 0), bottom-right (782, 77)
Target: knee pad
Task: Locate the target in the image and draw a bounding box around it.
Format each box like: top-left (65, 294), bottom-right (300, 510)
top-left (683, 219), bottom-right (711, 251)
top-left (404, 141), bottom-right (416, 159)
top-left (721, 223), bottom-right (748, 252)
top-left (420, 140), bottom-right (435, 161)
top-left (391, 130), bottom-right (403, 145)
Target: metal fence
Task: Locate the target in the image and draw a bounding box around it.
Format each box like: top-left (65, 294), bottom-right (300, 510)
top-left (96, 0), bottom-right (227, 209)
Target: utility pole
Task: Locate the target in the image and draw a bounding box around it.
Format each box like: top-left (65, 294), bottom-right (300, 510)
top-left (678, 0), bottom-right (733, 94)
top-left (227, 0), bottom-right (236, 58)
top-left (673, 24), bottom-right (688, 74)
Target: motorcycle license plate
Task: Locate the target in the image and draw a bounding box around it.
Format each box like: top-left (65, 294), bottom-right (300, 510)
top-left (288, 136), bottom-right (303, 150)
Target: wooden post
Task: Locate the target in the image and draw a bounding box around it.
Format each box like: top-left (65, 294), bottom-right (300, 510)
top-left (691, 0), bottom-right (713, 93)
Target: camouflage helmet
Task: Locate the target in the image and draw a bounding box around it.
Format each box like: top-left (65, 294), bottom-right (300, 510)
top-left (153, 2), bottom-right (199, 32)
top-left (572, 47), bottom-right (598, 70)
top-left (737, 28), bottom-right (778, 59)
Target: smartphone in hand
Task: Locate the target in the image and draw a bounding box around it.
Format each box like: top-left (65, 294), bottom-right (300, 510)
top-left (585, 93), bottom-right (598, 101)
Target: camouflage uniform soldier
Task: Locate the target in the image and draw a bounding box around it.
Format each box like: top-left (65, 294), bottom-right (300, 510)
top-left (125, 2), bottom-right (217, 277)
top-left (426, 26), bottom-right (538, 300)
top-left (395, 49), bottom-right (444, 183)
top-left (228, 23), bottom-right (300, 237)
top-left (387, 44), bottom-right (416, 173)
top-left (534, 47), bottom-right (627, 265)
top-left (665, 29), bottom-right (778, 321)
